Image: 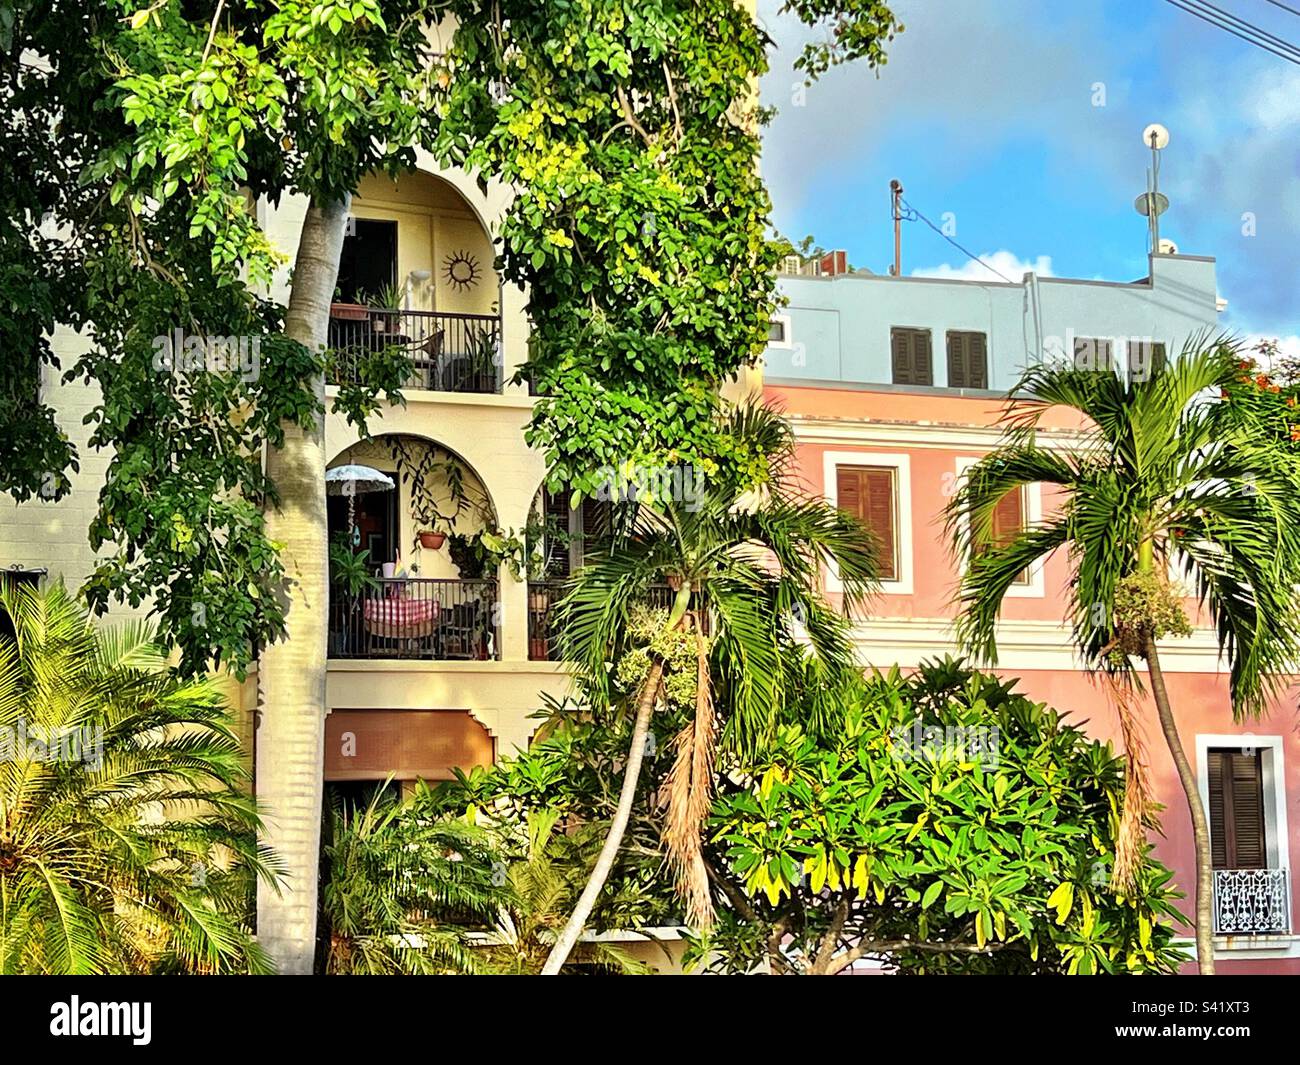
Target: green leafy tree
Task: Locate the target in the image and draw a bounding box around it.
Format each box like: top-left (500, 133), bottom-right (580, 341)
top-left (945, 343), bottom-right (1300, 975)
top-left (320, 784), bottom-right (504, 975)
top-left (2, 0), bottom-right (898, 970)
top-left (435, 0), bottom-right (900, 495)
top-left (699, 660), bottom-right (1188, 975)
top-left (0, 581), bottom-right (277, 974)
top-left (435, 696), bottom-right (685, 935)
top-left (476, 808), bottom-right (652, 975)
top-left (540, 404), bottom-right (878, 971)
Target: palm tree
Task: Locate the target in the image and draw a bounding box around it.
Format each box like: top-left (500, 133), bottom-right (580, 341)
top-left (0, 581), bottom-right (278, 974)
top-left (483, 808), bottom-right (650, 974)
top-left (541, 403), bottom-right (879, 973)
top-left (320, 783), bottom-right (504, 974)
top-left (945, 342), bottom-right (1300, 975)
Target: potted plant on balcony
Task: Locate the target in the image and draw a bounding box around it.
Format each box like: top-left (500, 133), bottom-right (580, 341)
top-left (329, 284), bottom-right (369, 321)
top-left (393, 440), bottom-right (487, 556)
top-left (367, 281), bottom-right (406, 334)
top-left (328, 533), bottom-right (380, 654)
top-left (445, 323), bottom-right (501, 393)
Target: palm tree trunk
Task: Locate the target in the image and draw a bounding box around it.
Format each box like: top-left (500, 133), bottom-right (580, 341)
top-left (1144, 634), bottom-right (1215, 975)
top-left (540, 659), bottom-right (663, 975)
top-left (255, 195), bottom-right (350, 974)
top-left (663, 619), bottom-right (716, 927)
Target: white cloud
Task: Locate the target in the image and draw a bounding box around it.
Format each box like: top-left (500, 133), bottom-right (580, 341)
top-left (910, 250), bottom-right (1054, 283)
top-left (1249, 69), bottom-right (1300, 131)
top-left (1241, 333), bottom-right (1300, 367)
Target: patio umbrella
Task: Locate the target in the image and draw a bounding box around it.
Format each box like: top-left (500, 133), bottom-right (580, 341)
top-left (326, 464), bottom-right (396, 546)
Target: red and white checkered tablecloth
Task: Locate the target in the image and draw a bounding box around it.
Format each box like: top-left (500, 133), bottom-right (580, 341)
top-left (363, 598), bottom-right (439, 627)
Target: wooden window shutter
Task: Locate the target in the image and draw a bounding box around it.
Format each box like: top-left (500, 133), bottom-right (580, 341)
top-left (978, 486), bottom-right (1029, 585)
top-left (837, 466), bottom-right (897, 580)
top-left (967, 332), bottom-right (987, 388)
top-left (891, 328), bottom-right (933, 386)
top-left (990, 487), bottom-right (1024, 548)
top-left (947, 332), bottom-right (988, 389)
top-left (543, 490), bottom-right (571, 578)
top-left (1208, 748), bottom-right (1267, 869)
top-left (1074, 336), bottom-right (1113, 372)
top-left (891, 328), bottom-right (913, 384)
top-left (1128, 340), bottom-right (1167, 378)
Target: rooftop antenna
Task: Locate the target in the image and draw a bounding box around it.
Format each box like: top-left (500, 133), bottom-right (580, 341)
top-left (1133, 123), bottom-right (1170, 256)
top-left (890, 179), bottom-right (903, 276)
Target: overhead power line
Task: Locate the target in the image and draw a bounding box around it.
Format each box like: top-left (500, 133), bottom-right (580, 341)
top-left (897, 196), bottom-right (1016, 283)
top-left (1164, 0), bottom-right (1300, 65)
top-left (1263, 0), bottom-right (1300, 20)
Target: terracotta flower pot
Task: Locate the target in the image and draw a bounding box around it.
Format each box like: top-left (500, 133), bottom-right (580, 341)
top-left (329, 302), bottom-right (369, 321)
top-left (418, 531), bottom-right (446, 550)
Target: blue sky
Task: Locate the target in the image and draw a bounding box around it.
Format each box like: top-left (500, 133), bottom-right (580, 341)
top-left (759, 0), bottom-right (1300, 352)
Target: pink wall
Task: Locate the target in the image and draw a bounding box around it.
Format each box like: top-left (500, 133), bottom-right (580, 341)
top-left (768, 382), bottom-right (1300, 971)
top-left (1008, 668), bottom-right (1300, 972)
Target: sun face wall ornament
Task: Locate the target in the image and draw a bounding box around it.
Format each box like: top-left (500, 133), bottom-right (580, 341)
top-left (442, 249), bottom-right (482, 292)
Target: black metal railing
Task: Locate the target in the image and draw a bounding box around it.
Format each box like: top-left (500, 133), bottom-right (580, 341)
top-left (526, 581), bottom-right (691, 662)
top-left (329, 578), bottom-right (499, 660)
top-left (327, 308), bottom-right (502, 394)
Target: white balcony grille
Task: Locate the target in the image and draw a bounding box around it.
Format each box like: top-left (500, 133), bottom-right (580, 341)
top-left (1213, 868), bottom-right (1289, 935)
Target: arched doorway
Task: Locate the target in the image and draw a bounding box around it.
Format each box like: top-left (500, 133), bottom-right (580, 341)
top-left (328, 167), bottom-right (503, 394)
top-left (327, 434), bottom-right (500, 661)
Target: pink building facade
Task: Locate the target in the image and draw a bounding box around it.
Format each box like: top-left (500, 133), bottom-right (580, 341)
top-left (764, 254), bottom-right (1300, 972)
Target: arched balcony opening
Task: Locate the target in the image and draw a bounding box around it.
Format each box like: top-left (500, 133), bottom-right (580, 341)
top-left (328, 168), bottom-right (503, 394)
top-left (327, 434), bottom-right (501, 661)
top-left (523, 484), bottom-right (676, 661)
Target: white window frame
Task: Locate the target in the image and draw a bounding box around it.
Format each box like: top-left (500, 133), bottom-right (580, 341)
top-left (1195, 734), bottom-right (1292, 933)
top-left (823, 451), bottom-right (913, 595)
top-left (954, 457), bottom-right (1044, 598)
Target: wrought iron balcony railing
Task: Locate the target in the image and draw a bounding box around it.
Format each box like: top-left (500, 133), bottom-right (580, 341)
top-left (1213, 868), bottom-right (1290, 935)
top-left (329, 578), bottom-right (499, 661)
top-left (526, 580), bottom-right (696, 661)
top-left (327, 308), bottom-right (502, 394)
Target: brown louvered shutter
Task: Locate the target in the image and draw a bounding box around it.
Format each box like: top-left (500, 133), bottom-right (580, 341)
top-left (1128, 340), bottom-right (1167, 379)
top-left (946, 331), bottom-right (988, 389)
top-left (1208, 748), bottom-right (1267, 869)
top-left (967, 332), bottom-right (987, 388)
top-left (837, 466), bottom-right (897, 581)
top-left (946, 332), bottom-right (966, 388)
top-left (891, 328), bottom-right (932, 386)
top-left (891, 328), bottom-right (913, 384)
top-left (578, 496), bottom-right (613, 568)
top-left (543, 490), bottom-right (571, 578)
top-left (982, 487), bottom-right (1029, 585)
top-left (990, 487), bottom-right (1024, 548)
top-left (1074, 336), bottom-right (1113, 372)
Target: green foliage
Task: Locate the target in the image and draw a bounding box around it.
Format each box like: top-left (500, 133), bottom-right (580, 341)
top-left (320, 782), bottom-right (505, 975)
top-left (0, 581), bottom-right (277, 974)
top-left (1109, 571), bottom-right (1192, 661)
top-left (468, 807), bottom-right (651, 975)
top-left (555, 403), bottom-right (878, 760)
top-left (697, 660), bottom-right (1189, 975)
top-left (434, 1), bottom-right (898, 496)
top-left (777, 0), bottom-right (903, 80)
top-left (432, 697), bottom-right (681, 934)
top-left (3, 0), bottom-right (898, 677)
top-left (946, 341), bottom-right (1300, 718)
top-left (328, 531), bottom-right (379, 595)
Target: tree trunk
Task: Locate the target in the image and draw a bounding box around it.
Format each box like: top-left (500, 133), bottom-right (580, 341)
top-left (540, 659), bottom-right (663, 975)
top-left (255, 195), bottom-right (350, 974)
top-left (1145, 635), bottom-right (1215, 975)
